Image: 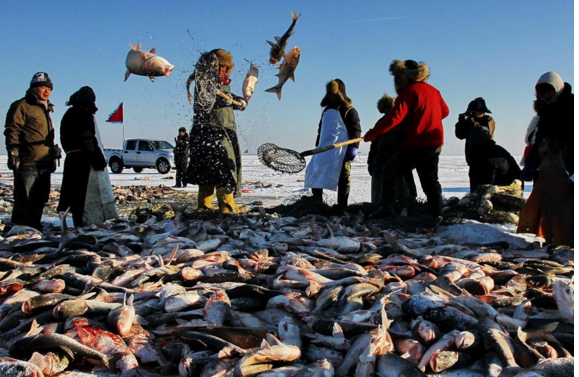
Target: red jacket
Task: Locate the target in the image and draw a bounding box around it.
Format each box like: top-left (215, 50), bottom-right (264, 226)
top-left (365, 82), bottom-right (449, 147)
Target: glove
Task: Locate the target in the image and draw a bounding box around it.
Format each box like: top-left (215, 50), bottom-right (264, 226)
top-left (238, 99), bottom-right (247, 111)
top-left (7, 151), bottom-right (19, 172)
top-left (520, 163), bottom-right (535, 182)
top-left (224, 96), bottom-right (233, 106)
top-left (364, 131), bottom-right (377, 143)
top-left (345, 146), bottom-right (357, 162)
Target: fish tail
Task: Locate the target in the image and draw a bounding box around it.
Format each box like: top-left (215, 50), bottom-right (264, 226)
top-left (265, 86), bottom-right (282, 100)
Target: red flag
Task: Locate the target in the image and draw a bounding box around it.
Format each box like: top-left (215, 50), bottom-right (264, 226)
top-left (106, 102), bottom-right (123, 123)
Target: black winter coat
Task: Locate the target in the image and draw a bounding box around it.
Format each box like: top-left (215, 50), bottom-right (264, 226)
top-left (57, 106), bottom-right (106, 226)
top-left (174, 133), bottom-right (189, 159)
top-left (455, 114), bottom-right (495, 165)
top-left (529, 83), bottom-right (574, 174)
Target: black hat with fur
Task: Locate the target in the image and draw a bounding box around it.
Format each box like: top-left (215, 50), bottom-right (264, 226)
top-left (321, 79), bottom-right (352, 109)
top-left (389, 59), bottom-right (430, 83)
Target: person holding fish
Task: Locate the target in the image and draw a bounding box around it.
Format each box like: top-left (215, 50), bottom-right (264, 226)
top-left (4, 72), bottom-right (60, 230)
top-left (186, 49), bottom-right (248, 214)
top-left (304, 79), bottom-right (361, 209)
top-left (364, 60), bottom-right (449, 218)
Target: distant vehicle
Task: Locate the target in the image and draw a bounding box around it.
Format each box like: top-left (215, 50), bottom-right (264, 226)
top-left (104, 139), bottom-right (175, 174)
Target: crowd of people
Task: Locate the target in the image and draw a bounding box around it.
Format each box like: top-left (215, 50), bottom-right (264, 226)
top-left (3, 52), bottom-right (573, 247)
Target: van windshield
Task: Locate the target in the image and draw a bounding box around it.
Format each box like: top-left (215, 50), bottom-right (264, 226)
top-left (151, 141), bottom-right (173, 150)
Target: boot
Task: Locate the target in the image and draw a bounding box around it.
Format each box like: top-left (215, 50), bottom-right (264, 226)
top-left (197, 186), bottom-right (217, 210)
top-left (216, 187), bottom-right (246, 214)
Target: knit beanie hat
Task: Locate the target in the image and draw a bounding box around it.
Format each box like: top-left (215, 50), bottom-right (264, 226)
top-left (467, 97), bottom-right (492, 113)
top-left (536, 72), bottom-right (565, 103)
top-left (30, 72), bottom-right (53, 90)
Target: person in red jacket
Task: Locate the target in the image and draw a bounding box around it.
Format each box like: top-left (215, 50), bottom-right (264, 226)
top-left (364, 59), bottom-right (449, 218)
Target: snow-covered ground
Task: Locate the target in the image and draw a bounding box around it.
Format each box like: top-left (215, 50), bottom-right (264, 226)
top-left (0, 154), bottom-right (531, 208)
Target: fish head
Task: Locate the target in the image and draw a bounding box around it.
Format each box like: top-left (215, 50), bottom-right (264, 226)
top-left (553, 280), bottom-right (574, 306)
top-left (284, 46), bottom-right (301, 67)
top-left (143, 56), bottom-right (174, 77)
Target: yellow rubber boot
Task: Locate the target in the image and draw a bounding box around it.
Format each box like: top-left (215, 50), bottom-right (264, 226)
top-left (197, 186), bottom-right (217, 210)
top-left (216, 187), bottom-right (246, 214)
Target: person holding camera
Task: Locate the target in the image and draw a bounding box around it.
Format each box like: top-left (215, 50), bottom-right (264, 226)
top-left (4, 72), bottom-right (59, 230)
top-left (455, 97), bottom-right (520, 192)
top-left (173, 127), bottom-right (189, 188)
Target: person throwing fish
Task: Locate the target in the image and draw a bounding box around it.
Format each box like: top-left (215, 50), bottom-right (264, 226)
top-left (304, 79), bottom-right (361, 209)
top-left (364, 60), bottom-right (449, 218)
top-left (4, 72), bottom-right (61, 230)
top-left (186, 49), bottom-right (248, 213)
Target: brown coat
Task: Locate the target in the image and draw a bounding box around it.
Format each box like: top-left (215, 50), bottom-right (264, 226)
top-left (4, 89), bottom-right (55, 167)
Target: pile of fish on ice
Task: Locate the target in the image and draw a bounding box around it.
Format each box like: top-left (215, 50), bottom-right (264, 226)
top-left (0, 208), bottom-right (573, 377)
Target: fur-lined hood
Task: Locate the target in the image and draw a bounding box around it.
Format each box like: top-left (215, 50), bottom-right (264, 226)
top-left (321, 79), bottom-right (352, 109)
top-left (211, 48), bottom-right (234, 76)
top-left (377, 94), bottom-right (395, 114)
top-left (389, 59), bottom-right (430, 83)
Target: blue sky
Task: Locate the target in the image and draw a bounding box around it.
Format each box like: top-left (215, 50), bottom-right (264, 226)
top-left (1, 1), bottom-right (574, 156)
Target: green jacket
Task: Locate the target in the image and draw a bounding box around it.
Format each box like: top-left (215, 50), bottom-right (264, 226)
top-left (4, 89), bottom-right (55, 167)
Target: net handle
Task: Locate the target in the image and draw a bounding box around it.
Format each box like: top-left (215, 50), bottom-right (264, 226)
top-left (216, 90), bottom-right (243, 107)
top-left (300, 138), bottom-right (364, 157)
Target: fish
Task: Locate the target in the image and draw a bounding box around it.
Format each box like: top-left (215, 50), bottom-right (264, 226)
top-left (124, 42), bottom-right (174, 82)
top-left (107, 294), bottom-right (136, 337)
top-left (242, 59), bottom-right (259, 101)
top-left (552, 280), bottom-right (574, 324)
top-left (10, 333), bottom-right (114, 369)
top-left (265, 46), bottom-right (301, 100)
top-left (267, 11), bottom-right (301, 65)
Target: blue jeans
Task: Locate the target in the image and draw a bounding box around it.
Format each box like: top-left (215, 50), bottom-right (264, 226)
top-left (12, 166), bottom-right (51, 230)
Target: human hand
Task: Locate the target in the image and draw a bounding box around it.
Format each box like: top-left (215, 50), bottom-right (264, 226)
top-left (7, 152), bottom-right (19, 172)
top-left (238, 99), bottom-right (247, 111)
top-left (345, 146), bottom-right (357, 162)
top-left (520, 163), bottom-right (535, 182)
top-left (364, 131), bottom-right (376, 143)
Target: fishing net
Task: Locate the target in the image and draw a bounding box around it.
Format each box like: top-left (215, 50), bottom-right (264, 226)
top-left (192, 52), bottom-right (220, 114)
top-left (257, 143), bottom-right (306, 174)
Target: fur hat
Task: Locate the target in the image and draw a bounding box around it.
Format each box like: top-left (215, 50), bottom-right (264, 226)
top-left (389, 60), bottom-right (430, 83)
top-left (321, 79), bottom-right (352, 109)
top-left (377, 94), bottom-right (395, 114)
top-left (211, 49), bottom-right (234, 76)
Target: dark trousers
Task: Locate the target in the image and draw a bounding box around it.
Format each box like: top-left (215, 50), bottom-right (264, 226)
top-left (175, 156), bottom-right (188, 187)
top-left (381, 146), bottom-right (442, 216)
top-left (312, 160), bottom-right (351, 208)
top-left (12, 166), bottom-right (51, 230)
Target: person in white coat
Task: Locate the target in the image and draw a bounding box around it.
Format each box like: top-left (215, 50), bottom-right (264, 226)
top-left (304, 79), bottom-right (361, 209)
